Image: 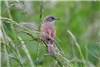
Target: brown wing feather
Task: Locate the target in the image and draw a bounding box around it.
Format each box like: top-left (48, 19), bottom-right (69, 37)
top-left (41, 23), bottom-right (56, 44)
top-left (41, 25), bottom-right (56, 38)
top-left (51, 29), bottom-right (56, 39)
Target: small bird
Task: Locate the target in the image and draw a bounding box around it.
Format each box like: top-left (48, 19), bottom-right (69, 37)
top-left (41, 15), bottom-right (59, 55)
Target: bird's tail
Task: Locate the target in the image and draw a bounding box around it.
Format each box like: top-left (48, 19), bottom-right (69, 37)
top-left (48, 44), bottom-right (55, 55)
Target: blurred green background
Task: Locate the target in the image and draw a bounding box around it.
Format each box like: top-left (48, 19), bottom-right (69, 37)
top-left (1, 1), bottom-right (100, 67)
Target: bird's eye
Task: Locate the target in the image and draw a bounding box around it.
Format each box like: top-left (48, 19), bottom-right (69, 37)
top-left (52, 17), bottom-right (54, 19)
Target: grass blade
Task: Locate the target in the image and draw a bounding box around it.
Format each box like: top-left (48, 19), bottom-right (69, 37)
top-left (18, 36), bottom-right (35, 67)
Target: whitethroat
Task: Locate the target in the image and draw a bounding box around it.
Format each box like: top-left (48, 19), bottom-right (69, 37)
top-left (41, 15), bottom-right (59, 55)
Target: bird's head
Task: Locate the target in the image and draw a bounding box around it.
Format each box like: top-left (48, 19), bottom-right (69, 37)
top-left (43, 15), bottom-right (59, 24)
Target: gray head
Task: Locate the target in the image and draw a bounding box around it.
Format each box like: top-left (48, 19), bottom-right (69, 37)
top-left (43, 15), bottom-right (59, 24)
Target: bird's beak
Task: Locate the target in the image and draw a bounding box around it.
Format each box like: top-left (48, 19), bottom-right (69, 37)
top-left (55, 18), bottom-right (60, 20)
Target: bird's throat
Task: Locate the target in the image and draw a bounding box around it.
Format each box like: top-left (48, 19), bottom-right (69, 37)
top-left (50, 20), bottom-right (55, 24)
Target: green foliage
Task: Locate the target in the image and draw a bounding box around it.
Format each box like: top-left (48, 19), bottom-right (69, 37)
top-left (1, 1), bottom-right (100, 67)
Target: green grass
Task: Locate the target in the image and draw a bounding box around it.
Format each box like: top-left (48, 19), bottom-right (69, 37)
top-left (1, 1), bottom-right (100, 67)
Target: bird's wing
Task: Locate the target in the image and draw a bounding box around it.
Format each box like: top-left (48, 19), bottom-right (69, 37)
top-left (41, 24), bottom-right (56, 39)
